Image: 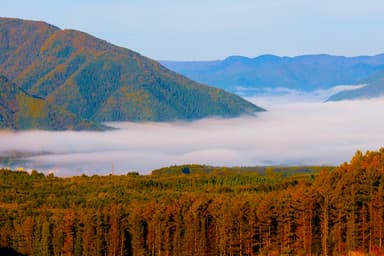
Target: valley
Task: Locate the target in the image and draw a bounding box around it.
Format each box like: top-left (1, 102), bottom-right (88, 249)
top-left (1, 2), bottom-right (384, 255)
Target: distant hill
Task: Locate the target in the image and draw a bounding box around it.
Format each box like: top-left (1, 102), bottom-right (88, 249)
top-left (161, 54), bottom-right (384, 94)
top-left (151, 164), bottom-right (326, 176)
top-left (0, 75), bottom-right (103, 130)
top-left (327, 70), bottom-right (384, 101)
top-left (0, 17), bottom-right (263, 125)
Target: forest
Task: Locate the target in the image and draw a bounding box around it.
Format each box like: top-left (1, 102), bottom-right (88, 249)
top-left (1, 149), bottom-right (384, 255)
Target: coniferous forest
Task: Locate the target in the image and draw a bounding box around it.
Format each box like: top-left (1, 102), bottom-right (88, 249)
top-left (1, 149), bottom-right (384, 255)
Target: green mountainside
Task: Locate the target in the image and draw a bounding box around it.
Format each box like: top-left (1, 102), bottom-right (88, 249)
top-left (0, 17), bottom-right (263, 126)
top-left (0, 75), bottom-right (103, 130)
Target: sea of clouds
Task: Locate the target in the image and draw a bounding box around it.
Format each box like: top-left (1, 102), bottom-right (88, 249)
top-left (1, 87), bottom-right (383, 176)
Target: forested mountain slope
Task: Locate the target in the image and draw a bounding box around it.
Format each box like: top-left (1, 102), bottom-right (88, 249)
top-left (0, 75), bottom-right (103, 130)
top-left (0, 17), bottom-right (263, 123)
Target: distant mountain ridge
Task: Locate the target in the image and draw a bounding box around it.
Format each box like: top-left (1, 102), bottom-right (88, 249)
top-left (0, 17), bottom-right (263, 129)
top-left (0, 75), bottom-right (103, 130)
top-left (161, 54), bottom-right (384, 94)
top-left (327, 70), bottom-right (384, 101)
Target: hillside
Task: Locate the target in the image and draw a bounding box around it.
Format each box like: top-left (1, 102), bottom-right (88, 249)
top-left (327, 70), bottom-right (384, 101)
top-left (0, 17), bottom-right (263, 123)
top-left (0, 75), bottom-right (103, 130)
top-left (161, 54), bottom-right (384, 94)
top-left (1, 149), bottom-right (384, 255)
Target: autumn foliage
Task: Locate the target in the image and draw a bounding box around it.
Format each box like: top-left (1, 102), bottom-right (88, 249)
top-left (1, 149), bottom-right (384, 255)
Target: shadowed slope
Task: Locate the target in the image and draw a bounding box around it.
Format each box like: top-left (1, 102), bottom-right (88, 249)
top-left (0, 75), bottom-right (105, 130)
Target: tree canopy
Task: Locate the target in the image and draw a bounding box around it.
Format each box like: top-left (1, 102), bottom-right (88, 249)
top-left (1, 149), bottom-right (384, 255)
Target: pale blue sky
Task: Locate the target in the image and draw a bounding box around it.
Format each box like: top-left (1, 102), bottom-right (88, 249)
top-left (2, 0), bottom-right (384, 60)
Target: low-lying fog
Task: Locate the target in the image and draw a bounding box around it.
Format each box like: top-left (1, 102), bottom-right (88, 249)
top-left (1, 88), bottom-right (383, 176)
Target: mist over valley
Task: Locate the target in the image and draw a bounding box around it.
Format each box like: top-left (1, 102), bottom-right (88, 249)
top-left (2, 94), bottom-right (384, 176)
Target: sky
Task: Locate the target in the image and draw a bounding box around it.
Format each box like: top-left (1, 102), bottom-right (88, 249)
top-left (1, 97), bottom-right (384, 176)
top-left (2, 0), bottom-right (384, 60)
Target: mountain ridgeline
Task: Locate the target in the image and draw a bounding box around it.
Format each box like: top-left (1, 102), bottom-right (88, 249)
top-left (0, 18), bottom-right (263, 129)
top-left (161, 54), bottom-right (384, 94)
top-left (327, 69), bottom-right (384, 101)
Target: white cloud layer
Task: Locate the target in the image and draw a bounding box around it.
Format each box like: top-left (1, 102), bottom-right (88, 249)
top-left (1, 97), bottom-right (384, 176)
top-left (240, 84), bottom-right (367, 108)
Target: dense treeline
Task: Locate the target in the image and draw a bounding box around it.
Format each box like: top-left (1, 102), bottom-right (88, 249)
top-left (1, 149), bottom-right (384, 255)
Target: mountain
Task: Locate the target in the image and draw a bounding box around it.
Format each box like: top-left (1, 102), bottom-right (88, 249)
top-left (160, 54), bottom-right (384, 94)
top-left (327, 70), bottom-right (384, 101)
top-left (0, 18), bottom-right (263, 124)
top-left (0, 75), bottom-right (104, 130)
